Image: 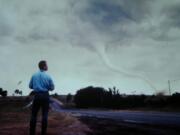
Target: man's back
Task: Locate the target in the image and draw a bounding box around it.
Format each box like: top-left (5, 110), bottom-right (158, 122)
top-left (29, 60), bottom-right (55, 135)
top-left (29, 71), bottom-right (54, 92)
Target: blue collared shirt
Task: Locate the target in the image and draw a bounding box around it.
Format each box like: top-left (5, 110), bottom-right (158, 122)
top-left (29, 70), bottom-right (55, 92)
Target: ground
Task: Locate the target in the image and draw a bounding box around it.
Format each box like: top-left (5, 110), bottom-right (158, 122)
top-left (0, 97), bottom-right (180, 135)
top-left (79, 116), bottom-right (180, 135)
top-left (0, 97), bottom-right (90, 135)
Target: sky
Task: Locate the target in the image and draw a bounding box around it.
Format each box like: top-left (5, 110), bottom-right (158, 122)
top-left (0, 0), bottom-right (180, 95)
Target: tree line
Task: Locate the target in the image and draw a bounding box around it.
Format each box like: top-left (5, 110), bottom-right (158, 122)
top-left (0, 88), bottom-right (23, 97)
top-left (0, 88), bottom-right (7, 97)
top-left (74, 86), bottom-right (180, 109)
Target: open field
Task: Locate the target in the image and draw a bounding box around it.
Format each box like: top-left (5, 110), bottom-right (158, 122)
top-left (0, 97), bottom-right (90, 135)
top-left (1, 97), bottom-right (180, 135)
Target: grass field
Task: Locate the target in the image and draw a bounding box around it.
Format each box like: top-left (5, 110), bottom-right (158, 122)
top-left (0, 97), bottom-right (90, 135)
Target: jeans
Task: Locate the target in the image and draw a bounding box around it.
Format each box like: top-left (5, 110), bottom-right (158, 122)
top-left (29, 92), bottom-right (49, 135)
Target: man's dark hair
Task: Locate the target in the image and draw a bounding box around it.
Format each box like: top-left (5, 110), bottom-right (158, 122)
top-left (38, 60), bottom-right (47, 70)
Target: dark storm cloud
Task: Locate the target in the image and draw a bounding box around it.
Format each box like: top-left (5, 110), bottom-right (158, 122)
top-left (147, 1), bottom-right (180, 42)
top-left (76, 0), bottom-right (153, 43)
top-left (0, 0), bottom-right (180, 95)
top-left (81, 1), bottom-right (134, 26)
top-left (164, 3), bottom-right (180, 28)
top-left (82, 0), bottom-right (152, 24)
top-left (118, 0), bottom-right (152, 21)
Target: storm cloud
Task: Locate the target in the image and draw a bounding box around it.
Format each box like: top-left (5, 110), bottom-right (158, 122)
top-left (0, 0), bottom-right (180, 95)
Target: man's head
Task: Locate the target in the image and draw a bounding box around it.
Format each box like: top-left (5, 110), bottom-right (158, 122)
top-left (38, 60), bottom-right (48, 71)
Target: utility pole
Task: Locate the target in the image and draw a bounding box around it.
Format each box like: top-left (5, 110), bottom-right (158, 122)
top-left (168, 80), bottom-right (171, 95)
top-left (167, 79), bottom-right (180, 95)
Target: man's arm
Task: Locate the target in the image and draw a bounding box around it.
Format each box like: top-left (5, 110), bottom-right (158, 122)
top-left (29, 76), bottom-right (33, 89)
top-left (48, 77), bottom-right (55, 91)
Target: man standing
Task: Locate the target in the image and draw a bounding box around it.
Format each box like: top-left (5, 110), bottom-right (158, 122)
top-left (29, 60), bottom-right (55, 135)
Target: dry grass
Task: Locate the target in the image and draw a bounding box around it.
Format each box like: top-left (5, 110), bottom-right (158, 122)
top-left (0, 99), bottom-right (90, 135)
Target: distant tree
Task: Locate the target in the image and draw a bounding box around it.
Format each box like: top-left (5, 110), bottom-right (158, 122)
top-left (74, 86), bottom-right (180, 109)
top-left (168, 92), bottom-right (180, 107)
top-left (51, 93), bottom-right (59, 98)
top-left (14, 89), bottom-right (23, 96)
top-left (144, 94), bottom-right (166, 108)
top-left (54, 93), bottom-right (59, 96)
top-left (1, 91), bottom-right (7, 97)
top-left (0, 88), bottom-right (7, 97)
top-left (19, 91), bottom-right (22, 96)
top-left (74, 86), bottom-right (107, 108)
top-left (109, 86), bottom-right (120, 95)
top-left (66, 93), bottom-right (73, 103)
top-left (108, 88), bottom-right (113, 96)
top-left (14, 89), bottom-right (19, 95)
top-left (0, 88), bottom-right (2, 92)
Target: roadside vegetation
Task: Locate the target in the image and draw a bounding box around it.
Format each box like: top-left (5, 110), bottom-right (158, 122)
top-left (74, 86), bottom-right (180, 111)
top-left (0, 97), bottom-right (90, 135)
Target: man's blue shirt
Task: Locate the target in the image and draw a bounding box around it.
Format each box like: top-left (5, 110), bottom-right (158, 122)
top-left (29, 70), bottom-right (55, 92)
